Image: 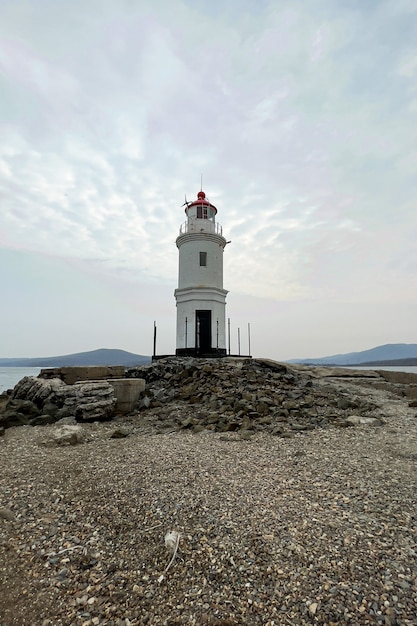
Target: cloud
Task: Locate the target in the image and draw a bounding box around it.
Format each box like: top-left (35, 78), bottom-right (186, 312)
top-left (1, 0), bottom-right (416, 357)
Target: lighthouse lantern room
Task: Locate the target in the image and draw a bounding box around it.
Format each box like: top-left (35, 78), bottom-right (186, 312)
top-left (175, 190), bottom-right (228, 357)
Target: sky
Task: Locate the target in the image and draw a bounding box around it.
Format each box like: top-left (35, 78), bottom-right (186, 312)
top-left (1, 0), bottom-right (416, 360)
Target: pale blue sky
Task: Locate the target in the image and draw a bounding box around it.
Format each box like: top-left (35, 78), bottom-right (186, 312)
top-left (1, 0), bottom-right (416, 359)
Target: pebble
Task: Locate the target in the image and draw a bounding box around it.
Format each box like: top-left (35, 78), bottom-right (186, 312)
top-left (0, 507), bottom-right (16, 521)
top-left (1, 362), bottom-right (417, 625)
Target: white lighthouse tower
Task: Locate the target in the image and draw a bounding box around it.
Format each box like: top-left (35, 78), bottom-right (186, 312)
top-left (174, 190), bottom-right (228, 357)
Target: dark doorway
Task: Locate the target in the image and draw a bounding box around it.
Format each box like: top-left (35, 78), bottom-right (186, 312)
top-left (196, 310), bottom-right (211, 354)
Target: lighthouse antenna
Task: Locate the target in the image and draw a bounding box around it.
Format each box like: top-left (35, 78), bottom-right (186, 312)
top-left (200, 173), bottom-right (203, 191)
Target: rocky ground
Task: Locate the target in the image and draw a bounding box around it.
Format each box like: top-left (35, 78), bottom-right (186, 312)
top-left (1, 358), bottom-right (417, 625)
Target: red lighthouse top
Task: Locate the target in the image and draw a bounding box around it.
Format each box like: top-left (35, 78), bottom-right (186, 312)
top-left (186, 190), bottom-right (217, 215)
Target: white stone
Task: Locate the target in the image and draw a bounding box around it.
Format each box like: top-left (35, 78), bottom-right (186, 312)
top-left (52, 424), bottom-right (85, 445)
top-left (346, 415), bottom-right (383, 426)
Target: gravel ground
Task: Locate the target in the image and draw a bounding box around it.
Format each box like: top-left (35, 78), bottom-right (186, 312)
top-left (1, 379), bottom-right (417, 626)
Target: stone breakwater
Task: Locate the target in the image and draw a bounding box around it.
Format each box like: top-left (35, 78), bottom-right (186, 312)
top-left (124, 357), bottom-right (417, 437)
top-left (1, 357), bottom-right (417, 437)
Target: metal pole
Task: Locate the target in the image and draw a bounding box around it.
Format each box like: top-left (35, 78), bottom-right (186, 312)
top-left (238, 327), bottom-right (241, 356)
top-left (228, 318), bottom-right (231, 355)
top-left (248, 322), bottom-right (251, 357)
top-left (216, 319), bottom-right (219, 349)
top-left (153, 321), bottom-right (157, 357)
top-left (185, 317), bottom-right (188, 349)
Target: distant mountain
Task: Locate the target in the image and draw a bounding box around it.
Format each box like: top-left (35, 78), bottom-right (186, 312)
top-left (288, 343), bottom-right (417, 366)
top-left (0, 348), bottom-right (151, 368)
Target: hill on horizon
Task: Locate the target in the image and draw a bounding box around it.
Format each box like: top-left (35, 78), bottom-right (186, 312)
top-left (288, 343), bottom-right (417, 366)
top-left (0, 348), bottom-right (151, 368)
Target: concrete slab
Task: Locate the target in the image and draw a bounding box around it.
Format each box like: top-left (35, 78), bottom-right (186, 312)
top-left (108, 378), bottom-right (145, 415)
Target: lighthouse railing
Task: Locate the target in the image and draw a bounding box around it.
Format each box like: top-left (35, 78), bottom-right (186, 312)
top-left (179, 221), bottom-right (223, 236)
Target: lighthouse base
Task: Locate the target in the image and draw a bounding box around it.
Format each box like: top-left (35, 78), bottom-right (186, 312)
top-left (175, 347), bottom-right (227, 358)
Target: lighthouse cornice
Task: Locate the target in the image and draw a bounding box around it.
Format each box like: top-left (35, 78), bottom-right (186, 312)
top-left (174, 286), bottom-right (228, 300)
top-left (176, 231), bottom-right (227, 249)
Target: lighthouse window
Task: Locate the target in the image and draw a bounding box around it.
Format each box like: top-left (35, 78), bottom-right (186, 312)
top-left (197, 206), bottom-right (208, 219)
top-left (199, 252), bottom-right (207, 266)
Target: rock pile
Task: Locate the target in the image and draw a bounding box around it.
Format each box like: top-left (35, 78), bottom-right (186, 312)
top-left (2, 357), bottom-right (415, 436)
top-left (0, 376), bottom-right (116, 429)
top-left (126, 357), bottom-right (383, 436)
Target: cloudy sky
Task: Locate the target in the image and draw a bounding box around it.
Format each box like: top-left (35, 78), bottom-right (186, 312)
top-left (1, 0), bottom-right (416, 360)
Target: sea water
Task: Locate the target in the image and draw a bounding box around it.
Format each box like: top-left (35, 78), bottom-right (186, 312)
top-left (0, 367), bottom-right (41, 393)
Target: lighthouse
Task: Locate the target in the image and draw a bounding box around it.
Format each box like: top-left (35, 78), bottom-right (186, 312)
top-left (174, 190), bottom-right (228, 357)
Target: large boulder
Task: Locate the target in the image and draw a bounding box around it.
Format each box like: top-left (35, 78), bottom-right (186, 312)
top-left (0, 379), bottom-right (58, 428)
top-left (12, 376), bottom-right (65, 404)
top-left (53, 380), bottom-right (116, 421)
top-left (2, 376), bottom-right (116, 427)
